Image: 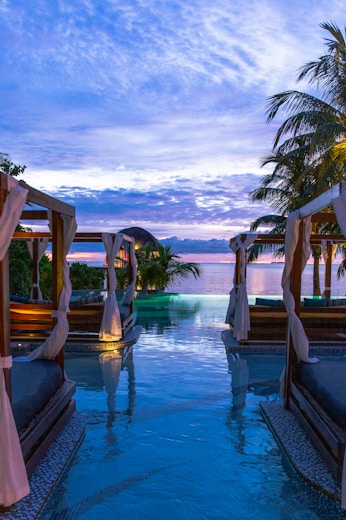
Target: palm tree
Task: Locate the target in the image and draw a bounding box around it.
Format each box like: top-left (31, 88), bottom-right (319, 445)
top-left (136, 243), bottom-right (201, 291)
top-left (266, 21), bottom-right (346, 185)
top-left (249, 147), bottom-right (327, 294)
top-left (248, 22), bottom-right (346, 294)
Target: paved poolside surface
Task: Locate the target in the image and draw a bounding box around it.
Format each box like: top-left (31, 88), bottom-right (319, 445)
top-left (0, 413), bottom-right (85, 520)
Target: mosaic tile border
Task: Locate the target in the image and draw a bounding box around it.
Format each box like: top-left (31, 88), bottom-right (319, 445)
top-left (221, 328), bottom-right (346, 354)
top-left (11, 326), bottom-right (142, 354)
top-left (65, 325), bottom-right (142, 352)
top-left (0, 412), bottom-right (86, 520)
top-left (261, 400), bottom-right (346, 517)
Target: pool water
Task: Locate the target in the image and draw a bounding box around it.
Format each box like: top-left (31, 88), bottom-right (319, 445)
top-left (40, 295), bottom-right (340, 519)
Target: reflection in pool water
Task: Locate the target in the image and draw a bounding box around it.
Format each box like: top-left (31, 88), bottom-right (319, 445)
top-left (40, 295), bottom-right (343, 520)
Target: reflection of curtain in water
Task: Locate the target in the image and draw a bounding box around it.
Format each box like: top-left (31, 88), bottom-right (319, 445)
top-left (122, 347), bottom-right (136, 417)
top-left (228, 353), bottom-right (249, 413)
top-left (225, 352), bottom-right (249, 454)
top-left (99, 352), bottom-right (122, 428)
top-left (99, 346), bottom-right (136, 428)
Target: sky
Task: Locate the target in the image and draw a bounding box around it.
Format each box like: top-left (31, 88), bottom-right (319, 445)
top-left (1, 0), bottom-right (345, 263)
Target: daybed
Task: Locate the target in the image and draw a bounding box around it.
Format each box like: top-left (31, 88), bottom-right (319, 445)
top-left (0, 171), bottom-right (77, 507)
top-left (243, 297), bottom-right (346, 343)
top-left (281, 182), bottom-right (346, 507)
top-left (226, 231), bottom-right (346, 343)
top-left (9, 231), bottom-right (137, 342)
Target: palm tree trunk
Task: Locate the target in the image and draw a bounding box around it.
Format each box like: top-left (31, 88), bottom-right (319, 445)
top-left (311, 246), bottom-right (321, 296)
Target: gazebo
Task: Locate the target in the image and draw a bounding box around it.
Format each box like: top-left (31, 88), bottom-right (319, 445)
top-left (225, 229), bottom-right (346, 343)
top-left (0, 171), bottom-right (79, 507)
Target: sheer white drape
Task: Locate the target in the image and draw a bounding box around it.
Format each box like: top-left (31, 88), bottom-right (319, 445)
top-left (120, 240), bottom-right (137, 305)
top-left (0, 177), bottom-right (30, 506)
top-left (26, 238), bottom-right (49, 300)
top-left (225, 234), bottom-right (257, 341)
top-left (281, 212), bottom-right (319, 364)
top-left (28, 213), bottom-right (77, 360)
top-left (99, 233), bottom-right (123, 341)
top-left (281, 193), bottom-right (346, 510)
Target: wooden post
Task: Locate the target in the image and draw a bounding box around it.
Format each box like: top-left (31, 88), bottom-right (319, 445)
top-left (284, 220), bottom-right (303, 409)
top-left (235, 247), bottom-right (242, 288)
top-left (128, 239), bottom-right (134, 317)
top-left (32, 238), bottom-right (39, 300)
top-left (324, 241), bottom-right (332, 299)
top-left (51, 210), bottom-right (65, 374)
top-left (0, 173), bottom-right (11, 401)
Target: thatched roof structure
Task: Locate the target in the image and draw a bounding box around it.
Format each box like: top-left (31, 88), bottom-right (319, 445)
top-left (119, 226), bottom-right (159, 250)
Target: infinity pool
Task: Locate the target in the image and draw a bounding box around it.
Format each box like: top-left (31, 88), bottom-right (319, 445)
top-left (40, 295), bottom-right (342, 519)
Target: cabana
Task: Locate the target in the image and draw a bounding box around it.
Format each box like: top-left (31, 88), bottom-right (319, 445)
top-left (282, 182), bottom-right (346, 509)
top-left (0, 171), bottom-right (77, 507)
top-left (9, 231), bottom-right (139, 344)
top-left (225, 229), bottom-right (346, 343)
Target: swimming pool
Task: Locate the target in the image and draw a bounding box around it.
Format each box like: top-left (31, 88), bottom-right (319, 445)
top-left (40, 295), bottom-right (344, 519)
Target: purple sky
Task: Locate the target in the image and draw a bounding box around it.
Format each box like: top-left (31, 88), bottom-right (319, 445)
top-left (1, 1), bottom-right (345, 260)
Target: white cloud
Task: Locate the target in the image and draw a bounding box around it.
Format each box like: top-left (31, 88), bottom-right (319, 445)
top-left (1, 0), bottom-right (345, 245)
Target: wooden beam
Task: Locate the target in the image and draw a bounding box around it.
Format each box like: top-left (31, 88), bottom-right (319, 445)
top-left (18, 180), bottom-right (75, 217)
top-left (233, 232), bottom-right (346, 247)
top-left (311, 212), bottom-right (338, 223)
top-left (0, 173), bottom-right (11, 400)
top-left (20, 210), bottom-right (48, 221)
top-left (13, 232), bottom-right (51, 239)
top-left (32, 239), bottom-right (39, 300)
top-left (298, 184), bottom-right (341, 219)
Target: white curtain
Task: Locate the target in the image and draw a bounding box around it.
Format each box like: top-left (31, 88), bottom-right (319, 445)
top-left (120, 239), bottom-right (137, 305)
top-left (28, 213), bottom-right (77, 360)
top-left (332, 192), bottom-right (346, 510)
top-left (225, 233), bottom-right (257, 341)
top-left (0, 177), bottom-right (30, 506)
top-left (333, 191), bottom-right (346, 237)
top-left (281, 211), bottom-right (319, 364)
top-left (26, 238), bottom-right (49, 300)
top-left (99, 233), bottom-right (123, 341)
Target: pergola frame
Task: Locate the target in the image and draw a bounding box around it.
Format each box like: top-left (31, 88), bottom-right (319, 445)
top-left (0, 176), bottom-right (75, 393)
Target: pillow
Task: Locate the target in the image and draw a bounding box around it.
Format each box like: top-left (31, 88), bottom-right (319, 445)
top-left (255, 297), bottom-right (283, 307)
top-left (303, 298), bottom-right (328, 307)
top-left (10, 295), bottom-right (29, 303)
top-left (28, 299), bottom-right (51, 304)
top-left (69, 295), bottom-right (82, 306)
top-left (327, 298), bottom-right (346, 307)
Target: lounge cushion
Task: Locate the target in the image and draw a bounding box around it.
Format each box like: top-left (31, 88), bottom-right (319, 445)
top-left (303, 298), bottom-right (329, 307)
top-left (299, 358), bottom-right (346, 429)
top-left (10, 295), bottom-right (29, 303)
top-left (12, 359), bottom-right (63, 432)
top-left (255, 297), bottom-right (284, 307)
top-left (328, 298), bottom-right (346, 307)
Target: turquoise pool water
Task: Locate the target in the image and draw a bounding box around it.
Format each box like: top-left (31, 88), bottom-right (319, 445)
top-left (40, 295), bottom-right (341, 519)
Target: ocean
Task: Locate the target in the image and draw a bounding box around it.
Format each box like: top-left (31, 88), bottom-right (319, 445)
top-left (167, 262), bottom-right (346, 297)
